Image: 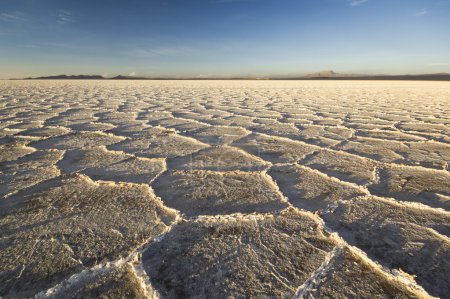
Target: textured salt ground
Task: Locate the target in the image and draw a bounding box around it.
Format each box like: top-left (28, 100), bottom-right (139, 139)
top-left (0, 174), bottom-right (177, 297)
top-left (166, 145), bottom-right (270, 171)
top-left (268, 164), bottom-right (367, 212)
top-left (322, 196), bottom-right (450, 298)
top-left (0, 80), bottom-right (449, 298)
top-left (142, 209), bottom-right (338, 298)
top-left (152, 170), bottom-right (289, 217)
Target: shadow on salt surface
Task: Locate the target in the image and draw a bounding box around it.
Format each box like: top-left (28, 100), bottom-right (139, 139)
top-left (0, 173), bottom-right (177, 298)
top-left (323, 196), bottom-right (450, 298)
top-left (183, 125), bottom-right (249, 145)
top-left (301, 149), bottom-right (377, 185)
top-left (57, 147), bottom-right (166, 183)
top-left (0, 149), bottom-right (63, 197)
top-left (166, 145), bottom-right (270, 172)
top-left (302, 247), bottom-right (425, 299)
top-left (152, 170), bottom-right (288, 217)
top-left (232, 133), bottom-right (320, 164)
top-left (37, 264), bottom-right (150, 299)
top-left (30, 131), bottom-right (125, 150)
top-left (142, 209), bottom-right (337, 298)
top-left (369, 165), bottom-right (450, 210)
top-left (268, 164), bottom-right (367, 212)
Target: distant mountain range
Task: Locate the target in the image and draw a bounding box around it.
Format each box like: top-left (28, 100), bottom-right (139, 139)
top-left (295, 70), bottom-right (450, 81)
top-left (17, 71), bottom-right (450, 81)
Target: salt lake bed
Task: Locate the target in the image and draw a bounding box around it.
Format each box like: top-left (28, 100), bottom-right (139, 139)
top-left (0, 80), bottom-right (449, 298)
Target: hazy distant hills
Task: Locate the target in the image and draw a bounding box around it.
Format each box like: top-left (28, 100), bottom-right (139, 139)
top-left (25, 75), bottom-right (105, 80)
top-left (298, 71), bottom-right (450, 81)
top-left (303, 70), bottom-right (353, 78)
top-left (18, 71), bottom-right (450, 81)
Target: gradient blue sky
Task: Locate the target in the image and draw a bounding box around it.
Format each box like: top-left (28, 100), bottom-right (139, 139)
top-left (1, 0), bottom-right (450, 78)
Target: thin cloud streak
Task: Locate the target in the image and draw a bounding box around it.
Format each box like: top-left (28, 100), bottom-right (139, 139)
top-left (128, 46), bottom-right (198, 58)
top-left (414, 9), bottom-right (428, 16)
top-left (350, 0), bottom-right (368, 7)
top-left (57, 10), bottom-right (75, 24)
top-left (0, 11), bottom-right (27, 23)
top-left (212, 0), bottom-right (258, 3)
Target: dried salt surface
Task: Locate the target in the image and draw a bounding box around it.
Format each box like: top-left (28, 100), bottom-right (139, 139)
top-left (0, 80), bottom-right (449, 298)
top-left (185, 125), bottom-right (249, 145)
top-left (269, 164), bottom-right (367, 212)
top-left (0, 174), bottom-right (177, 297)
top-left (152, 170), bottom-right (289, 216)
top-left (17, 126), bottom-right (71, 137)
top-left (0, 149), bottom-right (64, 197)
top-left (302, 149), bottom-right (378, 185)
top-left (167, 145), bottom-right (270, 171)
top-left (369, 165), bottom-right (450, 210)
top-left (232, 132), bottom-right (320, 163)
top-left (30, 131), bottom-right (125, 150)
top-left (0, 142), bottom-right (35, 162)
top-left (323, 196), bottom-right (450, 298)
top-left (142, 209), bottom-right (338, 298)
top-left (37, 264), bottom-right (151, 299)
top-left (303, 247), bottom-right (427, 299)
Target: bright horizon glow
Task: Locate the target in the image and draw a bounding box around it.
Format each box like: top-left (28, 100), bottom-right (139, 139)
top-left (1, 0), bottom-right (450, 79)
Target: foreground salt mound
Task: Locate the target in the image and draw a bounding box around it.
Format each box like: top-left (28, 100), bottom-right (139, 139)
top-left (58, 147), bottom-right (129, 172)
top-left (323, 196), bottom-right (450, 298)
top-left (233, 133), bottom-right (320, 163)
top-left (339, 137), bottom-right (450, 169)
top-left (0, 142), bottom-right (35, 162)
top-left (0, 150), bottom-right (63, 197)
top-left (18, 126), bottom-right (71, 137)
top-left (142, 209), bottom-right (422, 298)
top-left (0, 174), bottom-right (177, 297)
top-left (142, 209), bottom-right (337, 298)
top-left (137, 134), bottom-right (208, 159)
top-left (110, 130), bottom-right (208, 158)
top-left (67, 122), bottom-right (115, 132)
top-left (185, 125), bottom-right (248, 145)
top-left (152, 170), bottom-right (288, 216)
top-left (369, 165), bottom-right (450, 210)
top-left (31, 131), bottom-right (125, 150)
top-left (295, 124), bottom-right (354, 146)
top-left (40, 264), bottom-right (149, 299)
top-left (150, 117), bottom-right (208, 132)
top-left (106, 127), bottom-right (175, 152)
top-left (357, 129), bottom-right (426, 142)
top-left (269, 164), bottom-right (367, 212)
top-left (405, 141), bottom-right (450, 170)
top-left (167, 145), bottom-right (269, 171)
top-left (308, 247), bottom-right (426, 298)
top-left (81, 157), bottom-right (165, 184)
top-left (302, 149), bottom-right (377, 185)
top-left (58, 147), bottom-right (166, 183)
top-left (338, 137), bottom-right (410, 163)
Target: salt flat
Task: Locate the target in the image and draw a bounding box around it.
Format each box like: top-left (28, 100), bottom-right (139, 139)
top-left (0, 80), bottom-right (449, 298)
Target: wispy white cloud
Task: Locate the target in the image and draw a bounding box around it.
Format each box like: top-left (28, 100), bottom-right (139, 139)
top-left (128, 46), bottom-right (196, 58)
top-left (350, 0), bottom-right (368, 7)
top-left (0, 11), bottom-right (27, 23)
top-left (128, 71), bottom-right (137, 76)
top-left (414, 9), bottom-right (428, 17)
top-left (212, 0), bottom-right (257, 3)
top-left (57, 9), bottom-right (75, 24)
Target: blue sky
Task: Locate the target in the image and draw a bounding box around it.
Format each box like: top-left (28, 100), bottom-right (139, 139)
top-left (1, 0), bottom-right (449, 78)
